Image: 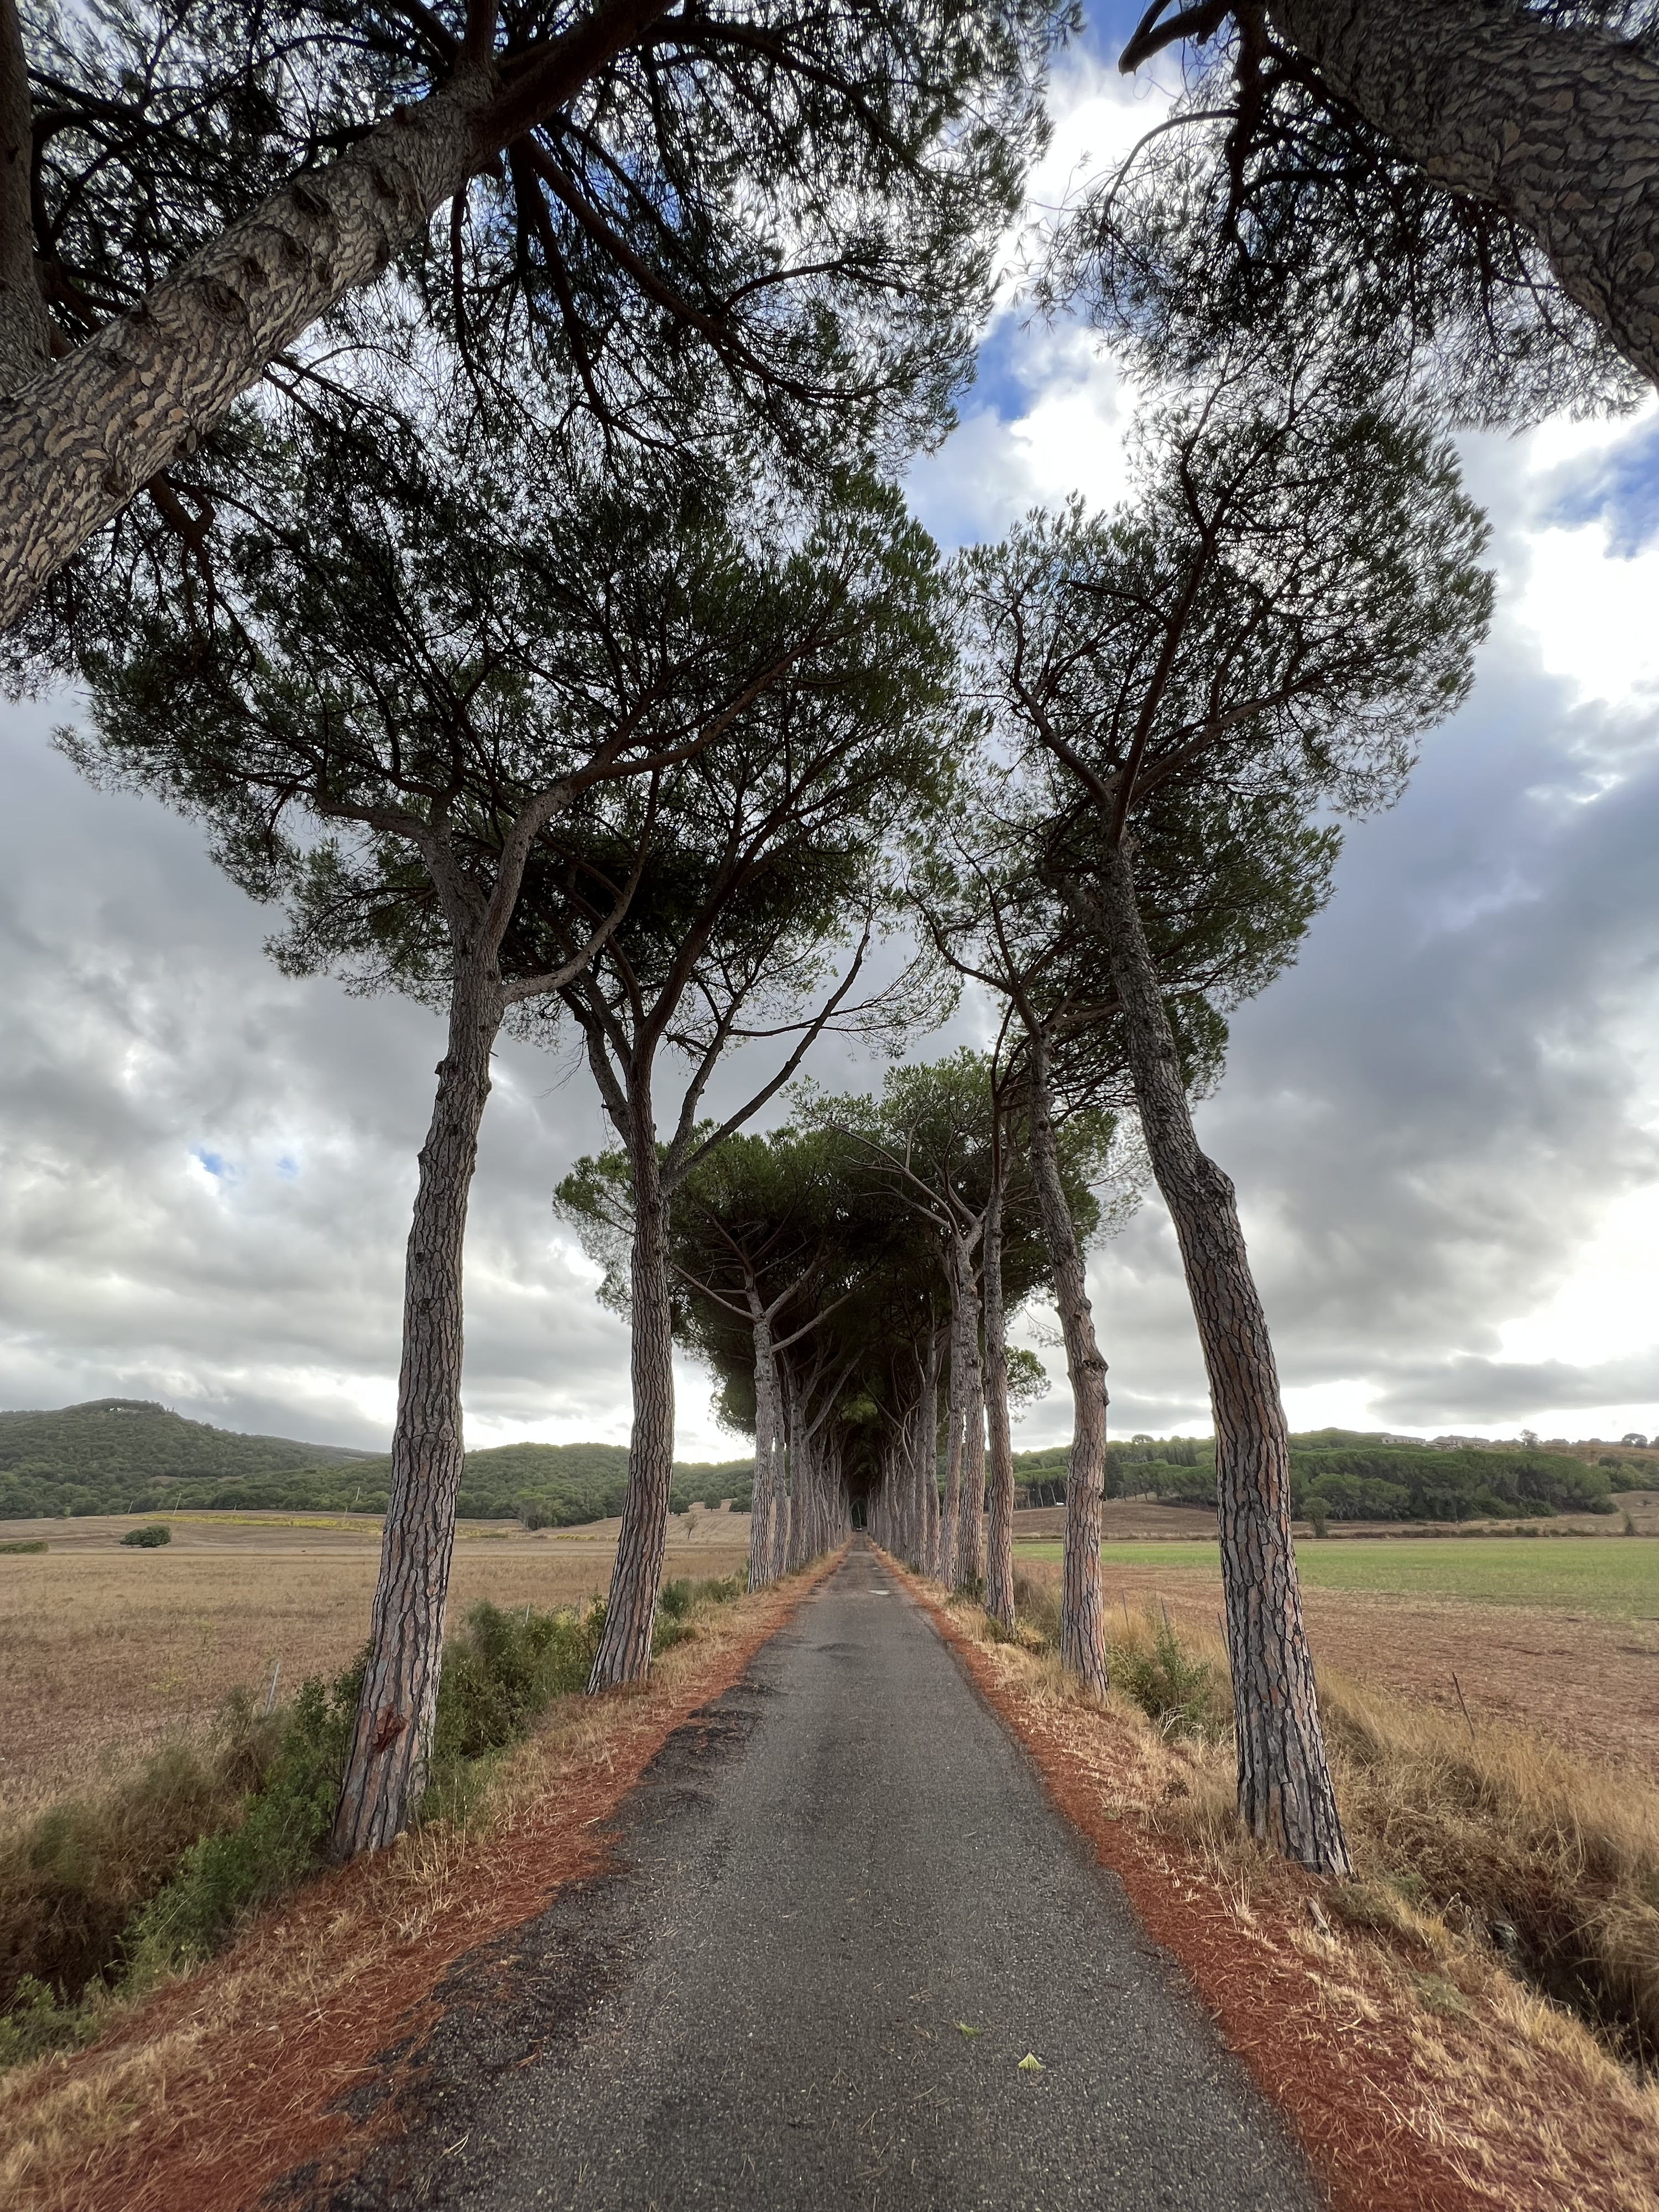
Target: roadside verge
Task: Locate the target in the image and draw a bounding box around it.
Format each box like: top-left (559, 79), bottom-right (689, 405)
top-left (883, 1551), bottom-right (1659, 2212)
top-left (1, 1554), bottom-right (841, 2212)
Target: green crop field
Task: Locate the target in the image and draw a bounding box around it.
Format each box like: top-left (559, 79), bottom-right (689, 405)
top-left (1012, 1536), bottom-right (1659, 1617)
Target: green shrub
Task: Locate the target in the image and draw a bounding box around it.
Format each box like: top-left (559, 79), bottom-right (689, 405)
top-left (431, 1599), bottom-right (605, 1768)
top-left (0, 1538), bottom-right (47, 1554)
top-left (0, 1972), bottom-right (100, 2067)
top-left (1109, 1617), bottom-right (1228, 1741)
top-left (651, 1573), bottom-right (743, 1655)
top-left (1012, 1570), bottom-right (1062, 1649)
top-left (1, 1578), bottom-right (743, 2068)
top-left (1305, 1498), bottom-right (1330, 1538)
top-left (123, 1670), bottom-right (359, 1980)
top-left (0, 1728), bottom-right (263, 2015)
top-left (121, 1523), bottom-right (171, 1548)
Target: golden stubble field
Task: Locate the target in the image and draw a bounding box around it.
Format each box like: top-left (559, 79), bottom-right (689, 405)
top-left (0, 1510), bottom-right (752, 1823)
top-left (1015, 1546), bottom-right (1659, 1776)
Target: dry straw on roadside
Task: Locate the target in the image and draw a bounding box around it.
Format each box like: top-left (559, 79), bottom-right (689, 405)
top-left (0, 1566), bottom-right (828, 2212)
top-left (932, 1560), bottom-right (1659, 2212)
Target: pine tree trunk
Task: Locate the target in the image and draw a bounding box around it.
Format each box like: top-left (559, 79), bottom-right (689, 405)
top-left (893, 1420), bottom-right (914, 1565)
top-left (906, 1389), bottom-right (925, 1567)
top-left (772, 1369), bottom-right (798, 1580)
top-left (1266, 0), bottom-right (1659, 390)
top-left (785, 1392), bottom-right (807, 1570)
top-left (922, 1329), bottom-right (943, 1575)
top-left (0, 2), bottom-right (679, 620)
top-left (0, 0), bottom-right (50, 399)
top-left (772, 1472), bottom-right (792, 1580)
top-left (746, 1303), bottom-right (779, 1591)
top-left (982, 1170), bottom-right (1017, 1629)
top-left (952, 1232), bottom-right (987, 1593)
top-left (1091, 839), bottom-right (1349, 1874)
top-left (331, 954), bottom-right (500, 1858)
top-left (589, 1112), bottom-right (675, 1689)
top-left (939, 1303), bottom-right (963, 1589)
top-left (790, 1425), bottom-right (812, 1567)
top-left (1025, 1031), bottom-right (1109, 1695)
top-left (0, 72), bottom-right (488, 625)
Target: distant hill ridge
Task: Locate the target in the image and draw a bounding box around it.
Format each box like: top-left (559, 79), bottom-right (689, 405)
top-left (0, 1399), bottom-right (753, 1523)
top-left (2, 1403), bottom-right (1639, 1528)
top-left (1009, 1427), bottom-right (1626, 1521)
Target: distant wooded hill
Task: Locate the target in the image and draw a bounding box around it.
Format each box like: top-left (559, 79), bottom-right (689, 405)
top-left (0, 1400), bottom-right (754, 1523)
top-left (1014, 1428), bottom-right (1621, 1521)
top-left (2, 1402), bottom-right (1627, 1528)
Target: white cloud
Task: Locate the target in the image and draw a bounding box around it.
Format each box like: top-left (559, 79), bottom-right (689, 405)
top-left (4, 35), bottom-right (1658, 1464)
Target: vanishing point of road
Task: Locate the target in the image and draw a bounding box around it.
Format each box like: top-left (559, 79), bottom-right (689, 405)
top-left (317, 1539), bottom-right (1317, 2212)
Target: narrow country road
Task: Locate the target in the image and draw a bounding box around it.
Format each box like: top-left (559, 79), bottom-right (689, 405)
top-left (313, 1541), bottom-right (1316, 2211)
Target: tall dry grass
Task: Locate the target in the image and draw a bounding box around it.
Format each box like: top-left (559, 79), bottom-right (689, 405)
top-left (1002, 1566), bottom-right (1659, 2065)
top-left (924, 1562), bottom-right (1659, 2211)
top-left (0, 1534), bottom-right (749, 1823)
top-left (0, 1563), bottom-right (811, 2212)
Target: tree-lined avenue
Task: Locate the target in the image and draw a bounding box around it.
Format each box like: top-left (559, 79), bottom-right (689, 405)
top-left (310, 1540), bottom-right (1316, 2212)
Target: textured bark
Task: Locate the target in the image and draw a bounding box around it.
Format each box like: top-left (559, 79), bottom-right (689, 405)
top-left (938, 1327), bottom-right (963, 1590)
top-left (784, 1375), bottom-right (808, 1571)
top-left (0, 0), bottom-right (675, 624)
top-left (925, 1334), bottom-right (943, 1575)
top-left (1026, 1031), bottom-right (1109, 1696)
top-left (952, 1232), bottom-right (988, 1593)
top-left (1266, 0), bottom-right (1659, 390)
top-left (786, 1379), bottom-right (840, 1566)
top-left (745, 1302), bottom-right (781, 1591)
top-left (589, 1118), bottom-right (676, 1688)
top-left (888, 1422), bottom-right (911, 1564)
top-left (0, 0), bottom-right (48, 397)
top-left (0, 72), bottom-right (487, 626)
top-left (787, 1418), bottom-right (813, 1568)
top-left (982, 1168), bottom-right (1017, 1630)
top-left (330, 785), bottom-right (634, 1855)
top-left (1093, 838), bottom-right (1349, 1874)
top-left (331, 954), bottom-right (499, 1858)
top-left (772, 1367), bottom-right (800, 1582)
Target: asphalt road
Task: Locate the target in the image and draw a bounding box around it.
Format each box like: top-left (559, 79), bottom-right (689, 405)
top-left (310, 1540), bottom-right (1316, 2212)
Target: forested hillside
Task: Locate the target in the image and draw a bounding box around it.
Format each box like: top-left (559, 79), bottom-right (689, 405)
top-left (4, 1402), bottom-right (1621, 1528)
top-left (1016, 1429), bottom-right (1620, 1520)
top-left (0, 1400), bottom-right (753, 1522)
top-left (0, 1400), bottom-right (372, 1516)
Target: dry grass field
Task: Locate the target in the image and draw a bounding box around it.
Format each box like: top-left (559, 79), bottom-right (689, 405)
top-left (1012, 1545), bottom-right (1659, 1773)
top-left (0, 1511), bottom-right (751, 1824)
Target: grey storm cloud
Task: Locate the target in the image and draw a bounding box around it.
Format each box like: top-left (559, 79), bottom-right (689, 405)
top-left (978, 418), bottom-right (1659, 1451)
top-left (0, 693), bottom-right (903, 1456)
top-left (1370, 1354), bottom-right (1659, 1425)
top-left (0, 698), bottom-right (643, 1451)
top-left (3, 310), bottom-right (1658, 1454)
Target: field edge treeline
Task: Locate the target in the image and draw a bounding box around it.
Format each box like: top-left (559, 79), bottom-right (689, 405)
top-left (0, 1403), bottom-right (754, 1524)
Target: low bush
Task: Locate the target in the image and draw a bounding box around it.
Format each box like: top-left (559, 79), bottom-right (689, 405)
top-left (653, 1574), bottom-right (744, 1654)
top-left (1322, 1679), bottom-right (1659, 2065)
top-left (1011, 1569), bottom-right (1061, 1649)
top-left (1109, 1615), bottom-right (1228, 1741)
top-left (0, 1538), bottom-right (46, 1554)
top-left (121, 1524), bottom-right (171, 1548)
top-left (431, 1599), bottom-right (604, 1766)
top-left (1000, 1567), bottom-right (1659, 2064)
top-left (0, 1572), bottom-right (755, 2069)
top-left (123, 1669), bottom-right (361, 1982)
top-left (1009, 1575), bottom-right (1227, 1740)
top-left (0, 1712), bottom-right (276, 2018)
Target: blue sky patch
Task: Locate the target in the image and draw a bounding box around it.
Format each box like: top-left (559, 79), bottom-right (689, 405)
top-left (1546, 413), bottom-right (1659, 557)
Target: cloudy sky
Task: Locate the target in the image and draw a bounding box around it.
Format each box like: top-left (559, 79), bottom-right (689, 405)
top-left (1, 18), bottom-right (1656, 1458)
